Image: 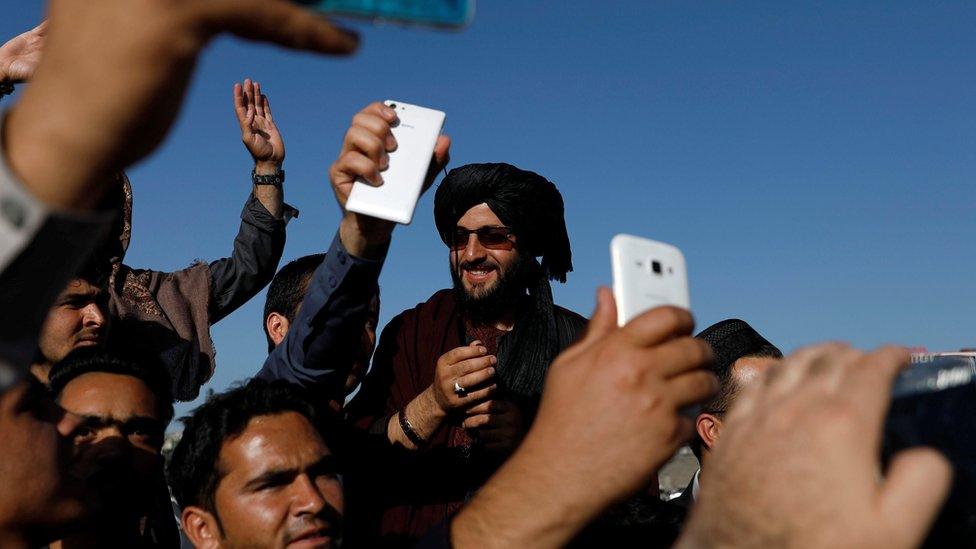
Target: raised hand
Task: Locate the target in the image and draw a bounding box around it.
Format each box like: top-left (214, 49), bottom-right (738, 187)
top-left (676, 344), bottom-right (953, 549)
top-left (5, 0), bottom-right (358, 211)
top-left (235, 79), bottom-right (284, 172)
top-left (451, 289), bottom-right (716, 549)
top-left (0, 21), bottom-right (47, 84)
top-left (329, 101), bottom-right (451, 257)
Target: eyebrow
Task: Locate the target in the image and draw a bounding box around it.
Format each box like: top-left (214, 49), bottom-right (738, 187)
top-left (242, 455), bottom-right (338, 491)
top-left (77, 414), bottom-right (164, 433)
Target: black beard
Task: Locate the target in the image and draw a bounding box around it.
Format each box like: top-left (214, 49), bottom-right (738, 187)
top-left (451, 253), bottom-right (532, 324)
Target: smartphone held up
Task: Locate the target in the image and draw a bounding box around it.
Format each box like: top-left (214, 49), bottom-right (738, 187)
top-left (345, 100), bottom-right (446, 225)
top-left (611, 234), bottom-right (690, 327)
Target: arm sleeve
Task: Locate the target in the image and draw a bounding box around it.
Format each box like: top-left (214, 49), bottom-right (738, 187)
top-left (207, 192), bottom-right (298, 324)
top-left (255, 231), bottom-right (387, 401)
top-left (0, 111), bottom-right (115, 388)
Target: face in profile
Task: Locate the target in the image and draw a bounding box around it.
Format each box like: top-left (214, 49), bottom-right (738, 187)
top-left (449, 203), bottom-right (522, 303)
top-left (186, 411), bottom-right (343, 549)
top-left (57, 372), bottom-right (166, 519)
top-left (36, 278), bottom-right (110, 371)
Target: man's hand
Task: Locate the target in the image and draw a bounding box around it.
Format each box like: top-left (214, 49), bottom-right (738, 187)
top-left (677, 344), bottom-right (953, 549)
top-left (330, 101), bottom-right (450, 258)
top-left (5, 0), bottom-right (358, 211)
top-left (463, 400), bottom-right (525, 456)
top-left (0, 21), bottom-right (47, 84)
top-left (425, 341), bottom-right (497, 415)
top-left (451, 288), bottom-right (716, 549)
top-left (235, 79), bottom-right (284, 174)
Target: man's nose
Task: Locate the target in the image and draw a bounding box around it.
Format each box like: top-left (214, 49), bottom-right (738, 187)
top-left (82, 303), bottom-right (106, 327)
top-left (463, 234), bottom-right (487, 261)
top-left (291, 474), bottom-right (327, 516)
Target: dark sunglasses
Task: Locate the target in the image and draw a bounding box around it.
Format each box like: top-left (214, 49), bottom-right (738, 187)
top-left (448, 226), bottom-right (516, 251)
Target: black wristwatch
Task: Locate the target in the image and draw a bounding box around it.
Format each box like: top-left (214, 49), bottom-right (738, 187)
top-left (251, 168), bottom-right (284, 186)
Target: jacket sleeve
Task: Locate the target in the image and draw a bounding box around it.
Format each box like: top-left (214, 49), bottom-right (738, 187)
top-left (207, 192), bottom-right (297, 324)
top-left (255, 231), bottom-right (387, 402)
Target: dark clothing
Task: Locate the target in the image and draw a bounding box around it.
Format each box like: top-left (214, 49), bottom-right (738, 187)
top-left (108, 179), bottom-right (294, 401)
top-left (256, 232), bottom-right (386, 404)
top-left (345, 289), bottom-right (587, 547)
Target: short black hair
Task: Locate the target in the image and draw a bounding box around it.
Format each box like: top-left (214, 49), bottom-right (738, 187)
top-left (263, 254), bottom-right (326, 352)
top-left (166, 379), bottom-right (339, 513)
top-left (49, 349), bottom-right (174, 426)
top-left (690, 320), bottom-right (782, 460)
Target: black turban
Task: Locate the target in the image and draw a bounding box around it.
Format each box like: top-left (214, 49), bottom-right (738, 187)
top-left (695, 319), bottom-right (781, 374)
top-left (434, 163), bottom-right (572, 282)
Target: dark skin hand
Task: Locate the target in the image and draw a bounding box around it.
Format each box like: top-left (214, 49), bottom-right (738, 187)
top-left (4, 0), bottom-right (358, 211)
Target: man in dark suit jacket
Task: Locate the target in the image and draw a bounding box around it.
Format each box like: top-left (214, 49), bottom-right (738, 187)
top-left (669, 319), bottom-right (783, 519)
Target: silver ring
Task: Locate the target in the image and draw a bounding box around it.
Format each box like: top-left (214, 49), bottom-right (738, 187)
top-left (453, 380), bottom-right (467, 396)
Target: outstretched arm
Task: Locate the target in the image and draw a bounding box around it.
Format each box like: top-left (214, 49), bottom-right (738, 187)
top-left (208, 80), bottom-right (293, 323)
top-left (0, 21), bottom-right (46, 86)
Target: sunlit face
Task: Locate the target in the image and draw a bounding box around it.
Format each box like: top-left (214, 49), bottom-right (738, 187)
top-left (58, 372), bottom-right (165, 519)
top-left (37, 279), bottom-right (110, 367)
top-left (449, 203), bottom-right (520, 300)
top-left (210, 412), bottom-right (343, 549)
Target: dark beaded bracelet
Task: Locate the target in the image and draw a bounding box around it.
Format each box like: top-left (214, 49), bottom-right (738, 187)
top-left (398, 409), bottom-right (427, 447)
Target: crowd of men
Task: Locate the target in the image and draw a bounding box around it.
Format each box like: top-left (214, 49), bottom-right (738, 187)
top-left (0, 3), bottom-right (961, 548)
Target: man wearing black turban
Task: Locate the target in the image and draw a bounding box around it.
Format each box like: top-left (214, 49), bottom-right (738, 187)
top-left (670, 319), bottom-right (782, 515)
top-left (346, 162), bottom-right (586, 546)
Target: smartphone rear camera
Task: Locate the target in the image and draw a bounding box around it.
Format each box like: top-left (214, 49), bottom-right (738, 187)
top-left (388, 103), bottom-right (397, 109)
top-left (651, 261), bottom-right (662, 275)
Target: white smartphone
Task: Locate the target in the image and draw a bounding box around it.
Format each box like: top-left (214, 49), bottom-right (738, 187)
top-left (611, 234), bottom-right (690, 327)
top-left (345, 101), bottom-right (445, 225)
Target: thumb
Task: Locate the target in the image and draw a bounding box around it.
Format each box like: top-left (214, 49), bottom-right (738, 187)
top-left (878, 447), bottom-right (952, 547)
top-left (579, 287), bottom-right (618, 346)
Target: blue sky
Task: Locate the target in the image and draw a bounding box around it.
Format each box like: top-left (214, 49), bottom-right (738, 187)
top-left (5, 2), bottom-right (976, 418)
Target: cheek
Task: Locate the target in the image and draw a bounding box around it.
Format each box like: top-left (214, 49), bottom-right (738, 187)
top-left (38, 311), bottom-right (81, 354)
top-left (218, 492), bottom-right (289, 546)
top-left (318, 478), bottom-right (345, 515)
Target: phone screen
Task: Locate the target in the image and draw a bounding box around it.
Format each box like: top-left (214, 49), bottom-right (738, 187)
top-left (294, 0), bottom-right (475, 28)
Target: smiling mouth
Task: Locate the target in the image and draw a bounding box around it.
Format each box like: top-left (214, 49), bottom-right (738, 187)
top-left (462, 264), bottom-right (497, 283)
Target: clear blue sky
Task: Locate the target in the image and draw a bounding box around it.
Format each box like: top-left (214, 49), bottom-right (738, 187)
top-left (5, 2), bottom-right (976, 419)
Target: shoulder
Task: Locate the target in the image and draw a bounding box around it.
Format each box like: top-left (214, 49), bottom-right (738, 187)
top-left (378, 289), bottom-right (456, 337)
top-left (553, 304), bottom-right (588, 330)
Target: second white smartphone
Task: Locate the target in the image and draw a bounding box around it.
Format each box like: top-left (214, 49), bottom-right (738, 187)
top-left (611, 234), bottom-right (690, 327)
top-left (345, 100), bottom-right (445, 225)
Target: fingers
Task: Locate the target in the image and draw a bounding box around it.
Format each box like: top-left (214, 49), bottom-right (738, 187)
top-left (465, 400), bottom-right (513, 415)
top-left (667, 370), bottom-right (719, 409)
top-left (263, 93), bottom-right (274, 122)
top-left (648, 337), bottom-right (713, 378)
top-left (441, 344), bottom-right (489, 367)
top-left (192, 0), bottom-right (359, 55)
top-left (333, 151), bottom-right (382, 186)
top-left (457, 384), bottom-right (496, 403)
top-left (421, 135), bottom-right (452, 194)
top-left (350, 111), bottom-right (396, 151)
top-left (254, 81), bottom-right (265, 118)
top-left (878, 447), bottom-right (953, 547)
top-left (233, 82), bottom-right (247, 121)
top-left (454, 355), bottom-right (497, 377)
top-left (620, 305), bottom-right (695, 347)
top-left (456, 365), bottom-right (496, 390)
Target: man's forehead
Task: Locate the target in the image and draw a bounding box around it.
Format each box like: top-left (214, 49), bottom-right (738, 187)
top-left (59, 372), bottom-right (159, 418)
top-left (218, 412), bottom-right (331, 481)
top-left (60, 278), bottom-right (105, 297)
top-left (456, 203), bottom-right (503, 228)
top-left (732, 356), bottom-right (779, 385)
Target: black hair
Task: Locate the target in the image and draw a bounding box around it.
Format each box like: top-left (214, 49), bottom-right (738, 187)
top-left (166, 379), bottom-right (339, 514)
top-left (263, 254), bottom-right (326, 352)
top-left (48, 349), bottom-right (175, 426)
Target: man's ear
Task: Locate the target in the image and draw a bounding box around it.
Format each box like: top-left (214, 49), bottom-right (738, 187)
top-left (182, 506), bottom-right (222, 549)
top-left (695, 413), bottom-right (723, 453)
top-left (266, 312), bottom-right (290, 348)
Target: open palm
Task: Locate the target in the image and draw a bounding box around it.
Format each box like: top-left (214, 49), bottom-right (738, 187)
top-left (234, 79), bottom-right (284, 166)
top-left (0, 21), bottom-right (47, 83)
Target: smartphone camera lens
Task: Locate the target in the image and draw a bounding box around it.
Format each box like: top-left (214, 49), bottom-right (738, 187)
top-left (388, 103), bottom-right (397, 109)
top-left (651, 261), bottom-right (662, 274)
